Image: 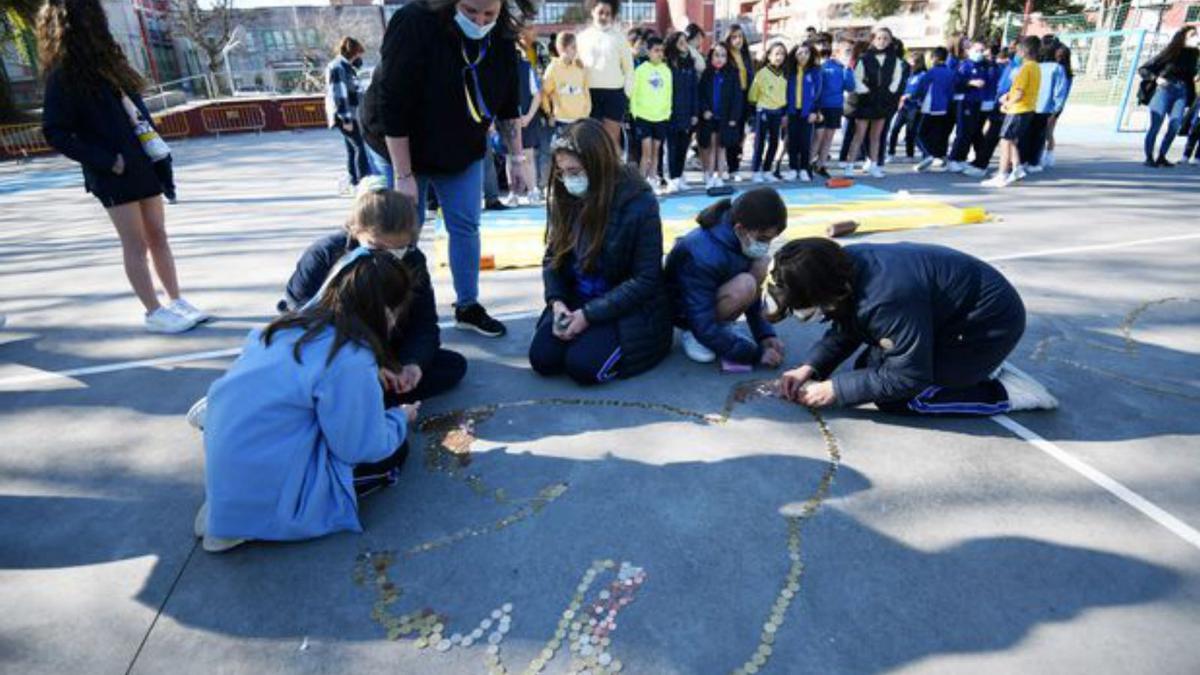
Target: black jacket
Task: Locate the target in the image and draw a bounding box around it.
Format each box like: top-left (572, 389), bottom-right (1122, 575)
top-left (282, 230), bottom-right (442, 372)
top-left (541, 171), bottom-right (673, 378)
top-left (1139, 46), bottom-right (1199, 108)
top-left (368, 2), bottom-right (519, 174)
top-left (804, 243), bottom-right (1025, 406)
top-left (41, 69), bottom-right (159, 196)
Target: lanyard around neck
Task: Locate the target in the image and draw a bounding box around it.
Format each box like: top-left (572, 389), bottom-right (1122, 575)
top-left (461, 37), bottom-right (494, 124)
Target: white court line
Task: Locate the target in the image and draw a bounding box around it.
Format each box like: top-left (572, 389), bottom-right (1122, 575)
top-left (993, 415), bottom-right (1200, 552)
top-left (5, 230), bottom-right (1200, 388)
top-left (986, 233), bottom-right (1200, 262)
top-left (0, 309), bottom-right (542, 387)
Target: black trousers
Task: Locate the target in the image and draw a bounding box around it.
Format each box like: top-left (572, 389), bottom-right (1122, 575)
top-left (360, 348), bottom-right (468, 495)
top-left (667, 129), bottom-right (691, 179)
top-left (725, 102), bottom-right (751, 173)
top-left (529, 315), bottom-right (622, 386)
top-left (889, 108), bottom-right (920, 157)
top-left (917, 113), bottom-right (953, 159)
top-left (1018, 112), bottom-right (1051, 166)
top-left (786, 114), bottom-right (814, 172)
top-left (973, 108), bottom-right (1004, 169)
top-left (949, 100), bottom-right (984, 163)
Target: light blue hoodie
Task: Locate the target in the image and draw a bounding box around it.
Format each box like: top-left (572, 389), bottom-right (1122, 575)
top-left (1035, 62), bottom-right (1068, 114)
top-left (203, 325), bottom-right (407, 541)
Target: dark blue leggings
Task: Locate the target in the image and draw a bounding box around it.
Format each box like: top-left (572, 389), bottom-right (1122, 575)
top-left (529, 317), bottom-right (622, 385)
top-left (751, 109), bottom-right (785, 172)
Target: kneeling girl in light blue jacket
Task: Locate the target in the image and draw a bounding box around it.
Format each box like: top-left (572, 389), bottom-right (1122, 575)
top-left (198, 249), bottom-right (420, 552)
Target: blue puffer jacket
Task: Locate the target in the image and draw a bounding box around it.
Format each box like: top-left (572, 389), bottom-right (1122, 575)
top-left (670, 59), bottom-right (701, 131)
top-left (803, 243), bottom-right (1025, 406)
top-left (541, 169), bottom-right (673, 377)
top-left (786, 67), bottom-right (824, 117)
top-left (664, 214), bottom-right (776, 364)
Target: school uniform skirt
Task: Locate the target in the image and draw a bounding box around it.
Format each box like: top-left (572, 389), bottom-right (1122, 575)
top-left (83, 149), bottom-right (162, 208)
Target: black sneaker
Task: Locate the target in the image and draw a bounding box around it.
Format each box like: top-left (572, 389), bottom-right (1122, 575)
top-left (485, 199), bottom-right (511, 211)
top-left (815, 166), bottom-right (831, 179)
top-left (454, 303), bottom-right (507, 337)
top-left (1143, 158), bottom-right (1158, 168)
top-left (1156, 156), bottom-right (1175, 168)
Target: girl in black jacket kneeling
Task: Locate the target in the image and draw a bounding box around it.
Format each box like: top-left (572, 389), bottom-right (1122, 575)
top-left (529, 119), bottom-right (673, 385)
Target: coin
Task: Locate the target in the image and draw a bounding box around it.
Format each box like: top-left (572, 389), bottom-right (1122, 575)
top-left (488, 632), bottom-right (503, 645)
top-left (502, 603), bottom-right (513, 613)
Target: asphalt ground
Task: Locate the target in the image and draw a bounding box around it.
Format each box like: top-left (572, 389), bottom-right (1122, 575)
top-left (1, 128), bottom-right (1198, 674)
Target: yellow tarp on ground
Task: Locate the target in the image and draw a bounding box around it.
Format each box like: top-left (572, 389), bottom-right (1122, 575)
top-left (431, 187), bottom-right (987, 271)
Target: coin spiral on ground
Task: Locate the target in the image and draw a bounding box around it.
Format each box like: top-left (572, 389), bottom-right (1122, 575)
top-left (354, 380), bottom-right (843, 674)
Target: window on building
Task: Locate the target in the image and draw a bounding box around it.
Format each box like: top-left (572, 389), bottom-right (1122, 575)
top-left (304, 28), bottom-right (320, 48)
top-left (1187, 5), bottom-right (1200, 23)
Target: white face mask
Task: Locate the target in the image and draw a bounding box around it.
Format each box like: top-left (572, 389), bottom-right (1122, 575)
top-left (739, 234), bottom-right (770, 259)
top-left (561, 173), bottom-right (589, 197)
top-left (455, 8), bottom-right (496, 41)
top-left (969, 50), bottom-right (985, 62)
top-left (1188, 34), bottom-right (1200, 49)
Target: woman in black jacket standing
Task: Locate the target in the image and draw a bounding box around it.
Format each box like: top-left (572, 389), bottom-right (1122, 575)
top-left (1139, 26), bottom-right (1199, 167)
top-left (39, 0), bottom-right (204, 334)
top-left (529, 119), bottom-right (673, 385)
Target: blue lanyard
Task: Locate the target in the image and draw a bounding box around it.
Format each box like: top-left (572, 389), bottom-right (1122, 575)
top-left (461, 37), bottom-right (493, 124)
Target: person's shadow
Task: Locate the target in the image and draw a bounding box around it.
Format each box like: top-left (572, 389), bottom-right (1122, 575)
top-left (0, 391), bottom-right (1181, 673)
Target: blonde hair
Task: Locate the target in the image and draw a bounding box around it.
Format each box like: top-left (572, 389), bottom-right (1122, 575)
top-left (346, 182), bottom-right (418, 239)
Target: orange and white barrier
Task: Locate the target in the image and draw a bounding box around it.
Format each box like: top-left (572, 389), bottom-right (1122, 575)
top-left (152, 112), bottom-right (191, 139)
top-left (280, 100), bottom-right (328, 129)
top-left (0, 123), bottom-right (52, 159)
top-left (200, 104), bottom-right (266, 135)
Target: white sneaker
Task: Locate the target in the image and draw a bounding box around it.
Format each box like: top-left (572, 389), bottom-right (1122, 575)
top-left (947, 161), bottom-right (965, 173)
top-left (186, 396), bottom-right (207, 431)
top-left (962, 165), bottom-right (986, 177)
top-left (1009, 166), bottom-right (1028, 183)
top-left (915, 157), bottom-right (934, 172)
top-left (145, 306), bottom-right (197, 334)
top-left (1043, 151), bottom-right (1055, 167)
top-left (997, 362), bottom-right (1058, 411)
top-left (730, 172), bottom-right (743, 182)
top-left (680, 330), bottom-right (716, 363)
top-left (842, 163), bottom-right (855, 178)
top-left (1186, 157), bottom-right (1199, 165)
top-left (782, 169), bottom-right (799, 181)
top-left (663, 180), bottom-right (678, 194)
top-left (868, 164), bottom-right (885, 179)
top-left (981, 173), bottom-right (1008, 188)
top-left (752, 171), bottom-right (765, 184)
top-left (169, 297), bottom-right (210, 324)
top-left (799, 170), bottom-right (812, 182)
top-left (1026, 164), bottom-right (1044, 173)
top-left (932, 158), bottom-right (947, 169)
top-left (714, 177), bottom-right (726, 188)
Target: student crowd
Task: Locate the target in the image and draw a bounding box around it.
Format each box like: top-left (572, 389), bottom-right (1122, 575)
top-left (32, 0), bottom-right (1196, 553)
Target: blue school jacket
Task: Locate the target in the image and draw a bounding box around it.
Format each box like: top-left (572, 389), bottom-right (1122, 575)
top-left (955, 59), bottom-right (988, 104)
top-left (996, 59), bottom-right (1018, 99)
top-left (670, 60), bottom-right (701, 131)
top-left (664, 216), bottom-right (777, 364)
top-left (802, 243), bottom-right (1025, 407)
top-left (203, 326), bottom-right (408, 541)
top-left (700, 67), bottom-right (745, 123)
top-left (786, 67), bottom-right (824, 117)
top-left (915, 64), bottom-right (956, 114)
top-left (282, 232), bottom-right (442, 373)
top-left (980, 61), bottom-right (1001, 111)
top-left (1035, 62), bottom-right (1068, 114)
top-left (901, 71), bottom-right (925, 110)
top-left (818, 59), bottom-right (855, 109)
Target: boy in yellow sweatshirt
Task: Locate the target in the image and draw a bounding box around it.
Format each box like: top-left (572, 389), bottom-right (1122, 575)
top-left (542, 32), bottom-right (591, 132)
top-left (748, 42), bottom-right (789, 183)
top-left (630, 36), bottom-right (673, 188)
top-left (984, 35), bottom-right (1042, 188)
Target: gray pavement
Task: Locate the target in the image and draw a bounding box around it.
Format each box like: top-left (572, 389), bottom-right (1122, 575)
top-left (1, 129), bottom-right (1198, 674)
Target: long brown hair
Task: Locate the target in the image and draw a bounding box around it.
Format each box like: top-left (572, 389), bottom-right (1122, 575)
top-left (264, 250), bottom-right (413, 369)
top-left (545, 118), bottom-right (632, 273)
top-left (37, 0), bottom-right (144, 94)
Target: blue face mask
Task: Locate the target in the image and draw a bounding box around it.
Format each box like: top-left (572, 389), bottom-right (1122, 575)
top-left (455, 8), bottom-right (496, 41)
top-left (561, 173), bottom-right (589, 197)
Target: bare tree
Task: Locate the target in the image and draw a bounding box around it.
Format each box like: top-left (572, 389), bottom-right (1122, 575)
top-left (170, 0), bottom-right (236, 84)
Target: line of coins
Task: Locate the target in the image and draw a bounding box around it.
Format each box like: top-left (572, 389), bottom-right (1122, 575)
top-left (493, 558), bottom-right (645, 675)
top-left (403, 481), bottom-right (569, 557)
top-left (731, 407), bottom-right (842, 675)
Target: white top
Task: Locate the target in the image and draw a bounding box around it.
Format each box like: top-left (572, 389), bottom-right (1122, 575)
top-left (578, 24), bottom-right (634, 93)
